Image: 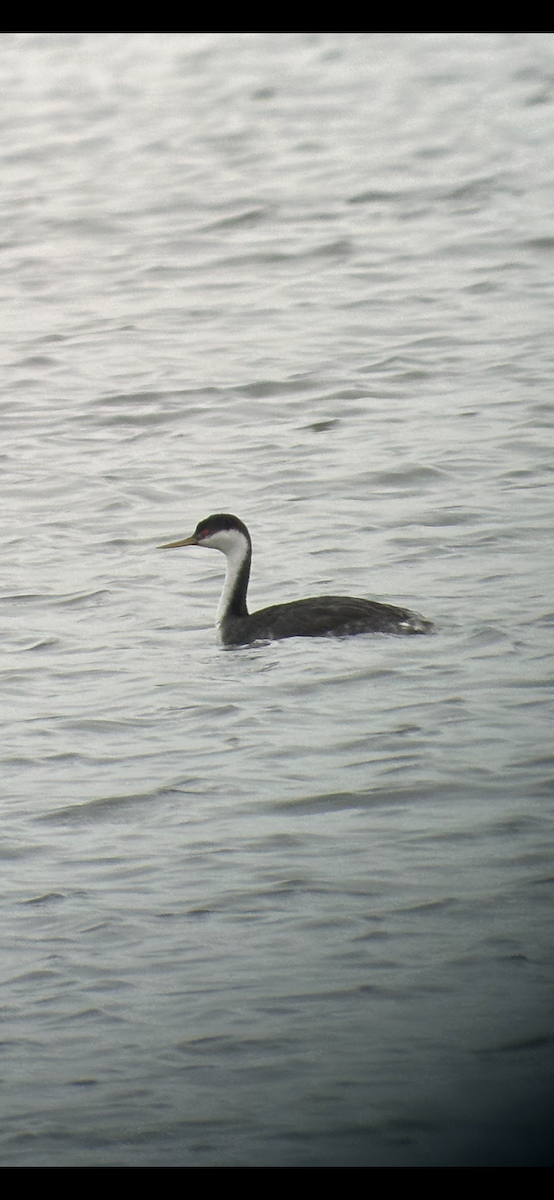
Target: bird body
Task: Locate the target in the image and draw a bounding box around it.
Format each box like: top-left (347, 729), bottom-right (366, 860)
top-left (159, 513), bottom-right (434, 645)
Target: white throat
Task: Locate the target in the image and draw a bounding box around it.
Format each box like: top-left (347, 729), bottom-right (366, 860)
top-left (201, 528), bottom-right (250, 625)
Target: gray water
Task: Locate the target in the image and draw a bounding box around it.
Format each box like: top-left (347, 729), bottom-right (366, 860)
top-left (1, 32), bottom-right (553, 1167)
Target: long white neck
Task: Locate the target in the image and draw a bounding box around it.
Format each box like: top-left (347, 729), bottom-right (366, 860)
top-left (202, 528), bottom-right (250, 626)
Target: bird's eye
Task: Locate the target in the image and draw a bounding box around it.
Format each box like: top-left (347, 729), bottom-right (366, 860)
top-left (200, 529), bottom-right (211, 538)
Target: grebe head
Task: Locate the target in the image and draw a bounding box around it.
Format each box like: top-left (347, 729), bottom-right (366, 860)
top-left (158, 513), bottom-right (251, 557)
top-left (159, 514), bottom-right (252, 627)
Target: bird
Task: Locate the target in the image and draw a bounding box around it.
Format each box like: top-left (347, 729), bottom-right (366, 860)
top-left (158, 513), bottom-right (434, 646)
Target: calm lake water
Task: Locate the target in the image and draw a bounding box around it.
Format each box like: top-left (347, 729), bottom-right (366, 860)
top-left (1, 32), bottom-right (553, 1167)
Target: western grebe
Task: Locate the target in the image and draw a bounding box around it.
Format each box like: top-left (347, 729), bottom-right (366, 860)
top-left (159, 513), bottom-right (434, 645)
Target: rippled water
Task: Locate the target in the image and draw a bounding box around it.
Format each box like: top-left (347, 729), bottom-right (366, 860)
top-left (1, 32), bottom-right (553, 1167)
